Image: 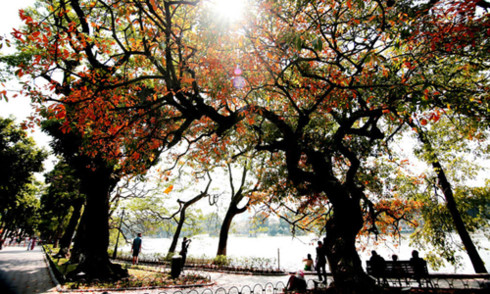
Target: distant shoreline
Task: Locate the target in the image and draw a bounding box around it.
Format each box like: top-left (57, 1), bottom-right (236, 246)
top-left (117, 233), bottom-right (490, 274)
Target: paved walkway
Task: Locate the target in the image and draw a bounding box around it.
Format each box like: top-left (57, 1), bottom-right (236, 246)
top-left (0, 245), bottom-right (289, 294)
top-left (1, 245), bottom-right (488, 294)
top-left (0, 246), bottom-right (56, 294)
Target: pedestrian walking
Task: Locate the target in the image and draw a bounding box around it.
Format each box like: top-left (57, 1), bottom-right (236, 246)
top-left (30, 237), bottom-right (37, 250)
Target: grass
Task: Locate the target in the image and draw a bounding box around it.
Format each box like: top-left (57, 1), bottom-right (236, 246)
top-left (44, 246), bottom-right (212, 290)
top-left (62, 266), bottom-right (212, 290)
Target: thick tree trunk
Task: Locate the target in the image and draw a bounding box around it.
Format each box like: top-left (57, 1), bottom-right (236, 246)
top-left (216, 203), bottom-right (246, 256)
top-left (325, 197), bottom-right (377, 293)
top-left (56, 198), bottom-right (84, 257)
top-left (216, 209), bottom-right (234, 256)
top-left (68, 166), bottom-right (126, 281)
top-left (53, 213), bottom-right (69, 248)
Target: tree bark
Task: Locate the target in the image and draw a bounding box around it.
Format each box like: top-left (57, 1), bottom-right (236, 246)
top-left (297, 137), bottom-right (381, 293)
top-left (68, 164), bottom-right (127, 281)
top-left (217, 164), bottom-right (250, 257)
top-left (168, 205), bottom-right (186, 255)
top-left (56, 198), bottom-right (84, 257)
top-left (324, 194), bottom-right (378, 293)
top-left (216, 202), bottom-right (247, 256)
top-left (434, 162), bottom-right (487, 273)
top-left (167, 182), bottom-right (211, 255)
top-left (411, 122), bottom-right (487, 273)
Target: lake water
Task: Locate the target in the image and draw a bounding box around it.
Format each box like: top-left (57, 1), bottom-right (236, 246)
top-left (123, 233), bottom-right (490, 274)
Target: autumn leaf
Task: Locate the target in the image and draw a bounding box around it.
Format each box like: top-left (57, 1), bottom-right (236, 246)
top-left (164, 185), bottom-right (174, 194)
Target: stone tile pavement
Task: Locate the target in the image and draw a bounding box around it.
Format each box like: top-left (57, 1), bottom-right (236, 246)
top-left (0, 245), bottom-right (56, 294)
top-left (0, 245), bottom-right (290, 294)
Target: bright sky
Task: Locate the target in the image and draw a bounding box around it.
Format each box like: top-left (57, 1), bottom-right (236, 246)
top-left (0, 0), bottom-right (55, 172)
top-left (0, 0), bottom-right (40, 129)
top-left (213, 0), bottom-right (247, 22)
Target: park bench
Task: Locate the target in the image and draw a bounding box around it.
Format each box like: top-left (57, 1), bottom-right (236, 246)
top-left (366, 260), bottom-right (433, 288)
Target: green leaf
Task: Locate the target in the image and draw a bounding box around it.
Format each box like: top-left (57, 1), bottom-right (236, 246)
top-left (313, 38), bottom-right (323, 51)
top-left (294, 35), bottom-right (303, 51)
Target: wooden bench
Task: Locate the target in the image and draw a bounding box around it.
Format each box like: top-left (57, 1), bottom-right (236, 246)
top-left (366, 260), bottom-right (433, 288)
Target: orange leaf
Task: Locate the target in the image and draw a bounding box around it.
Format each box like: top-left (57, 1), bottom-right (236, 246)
top-left (164, 185), bottom-right (174, 194)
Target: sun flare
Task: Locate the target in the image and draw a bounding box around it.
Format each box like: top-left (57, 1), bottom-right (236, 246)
top-left (212, 0), bottom-right (247, 22)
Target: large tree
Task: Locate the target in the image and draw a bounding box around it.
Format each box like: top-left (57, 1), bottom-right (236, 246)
top-left (40, 159), bottom-right (85, 256)
top-left (13, 0), bottom-right (489, 290)
top-left (0, 181), bottom-right (43, 241)
top-left (0, 116), bottom-right (46, 232)
top-left (41, 119), bottom-right (130, 279)
top-left (392, 0), bottom-right (489, 273)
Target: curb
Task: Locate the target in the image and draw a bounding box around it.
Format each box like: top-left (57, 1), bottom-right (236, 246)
top-left (41, 246), bottom-right (64, 292)
top-left (55, 282), bottom-right (216, 292)
top-left (42, 247), bottom-right (215, 292)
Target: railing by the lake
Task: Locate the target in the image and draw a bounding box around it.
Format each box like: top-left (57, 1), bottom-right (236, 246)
top-left (150, 281), bottom-right (299, 294)
top-left (133, 276), bottom-right (490, 294)
top-left (115, 254), bottom-right (286, 276)
top-left (114, 254), bottom-right (490, 290)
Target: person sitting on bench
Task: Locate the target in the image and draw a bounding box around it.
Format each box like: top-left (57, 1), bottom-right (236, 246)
top-left (410, 250), bottom-right (427, 287)
top-left (287, 270), bottom-right (307, 292)
top-left (369, 250), bottom-right (387, 285)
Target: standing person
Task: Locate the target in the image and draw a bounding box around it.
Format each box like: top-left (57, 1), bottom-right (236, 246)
top-left (131, 233), bottom-right (142, 265)
top-left (30, 237), bottom-right (37, 250)
top-left (315, 240), bottom-right (327, 283)
top-left (180, 237), bottom-right (191, 269)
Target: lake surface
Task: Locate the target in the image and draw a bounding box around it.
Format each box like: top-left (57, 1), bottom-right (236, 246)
top-left (123, 233), bottom-right (490, 274)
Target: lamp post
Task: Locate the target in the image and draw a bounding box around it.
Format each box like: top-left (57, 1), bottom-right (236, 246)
top-left (112, 209), bottom-right (125, 259)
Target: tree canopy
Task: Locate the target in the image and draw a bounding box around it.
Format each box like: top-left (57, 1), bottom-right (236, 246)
top-left (0, 116), bottom-right (46, 238)
top-left (8, 0), bottom-right (490, 289)
top-left (0, 116), bottom-right (46, 216)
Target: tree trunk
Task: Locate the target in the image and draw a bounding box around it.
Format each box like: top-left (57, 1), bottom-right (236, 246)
top-left (168, 208), bottom-right (186, 255)
top-left (57, 198), bottom-right (84, 257)
top-left (68, 165), bottom-right (127, 281)
top-left (411, 122), bottom-right (487, 273)
top-left (217, 163), bottom-right (251, 256)
top-left (167, 186), bottom-right (210, 256)
top-left (53, 213), bottom-right (69, 248)
top-left (216, 203), bottom-right (247, 256)
top-left (325, 197), bottom-right (377, 293)
top-left (433, 161), bottom-right (487, 273)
